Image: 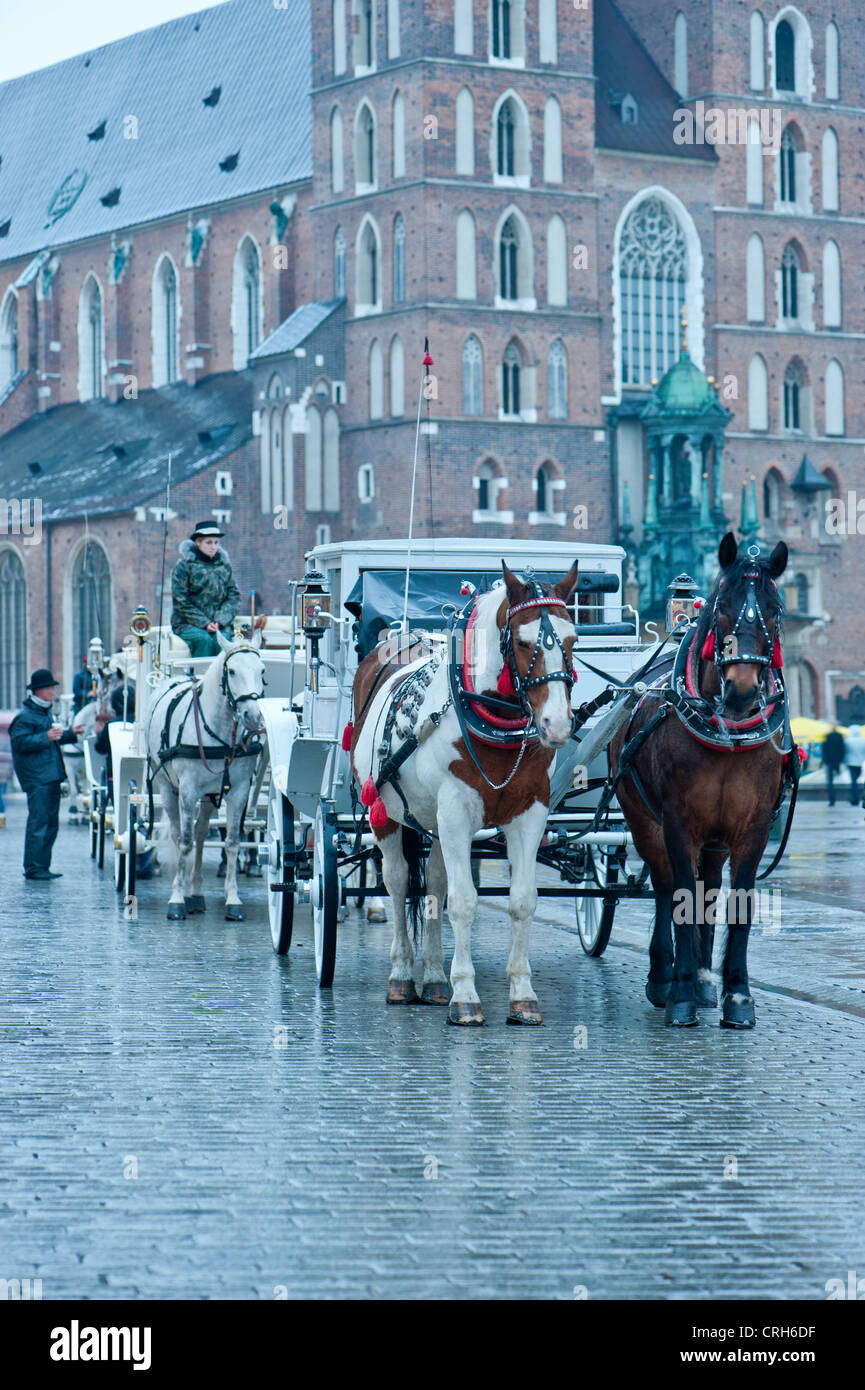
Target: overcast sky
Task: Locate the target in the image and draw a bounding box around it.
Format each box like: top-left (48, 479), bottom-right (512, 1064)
top-left (0, 0), bottom-right (230, 83)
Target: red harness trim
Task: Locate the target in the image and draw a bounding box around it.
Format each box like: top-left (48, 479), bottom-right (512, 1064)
top-left (685, 630), bottom-right (782, 748)
top-left (463, 603), bottom-right (529, 737)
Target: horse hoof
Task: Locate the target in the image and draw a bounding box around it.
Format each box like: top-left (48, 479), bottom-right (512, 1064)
top-left (507, 999), bottom-right (542, 1026)
top-left (447, 1001), bottom-right (485, 1027)
top-left (720, 994), bottom-right (756, 1029)
top-left (366, 908), bottom-right (387, 923)
top-left (697, 979), bottom-right (718, 1008)
top-left (420, 981), bottom-right (450, 1006)
top-left (166, 903), bottom-right (186, 921)
top-left (184, 895), bottom-right (206, 915)
top-left (225, 905), bottom-right (245, 922)
top-left (387, 978), bottom-right (419, 1005)
top-left (645, 979), bottom-right (671, 1008)
top-left (665, 999), bottom-right (698, 1027)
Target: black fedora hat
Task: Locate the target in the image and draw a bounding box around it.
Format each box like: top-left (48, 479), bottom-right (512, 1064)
top-left (190, 520), bottom-right (224, 539)
top-left (28, 668), bottom-right (60, 689)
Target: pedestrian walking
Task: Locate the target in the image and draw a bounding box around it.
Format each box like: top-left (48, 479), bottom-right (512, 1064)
top-left (821, 725), bottom-right (846, 807)
top-left (170, 521), bottom-right (241, 657)
top-left (0, 710), bottom-right (14, 830)
top-left (844, 724), bottom-right (865, 807)
top-left (72, 656), bottom-right (93, 714)
top-left (9, 669), bottom-right (85, 879)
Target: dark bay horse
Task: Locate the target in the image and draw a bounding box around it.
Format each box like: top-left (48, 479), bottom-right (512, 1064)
top-left (609, 533), bottom-right (791, 1029)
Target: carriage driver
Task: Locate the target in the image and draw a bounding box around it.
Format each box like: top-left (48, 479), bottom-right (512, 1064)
top-left (170, 520), bottom-right (242, 657)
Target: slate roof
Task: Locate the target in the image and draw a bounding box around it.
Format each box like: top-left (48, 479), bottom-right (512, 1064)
top-left (0, 371), bottom-right (253, 521)
top-left (594, 0), bottom-right (717, 162)
top-left (0, 0), bottom-right (312, 266)
top-left (250, 297), bottom-right (346, 361)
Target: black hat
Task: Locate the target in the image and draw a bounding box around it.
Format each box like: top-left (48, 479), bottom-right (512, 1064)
top-left (28, 669), bottom-right (60, 690)
top-left (191, 520), bottom-right (224, 539)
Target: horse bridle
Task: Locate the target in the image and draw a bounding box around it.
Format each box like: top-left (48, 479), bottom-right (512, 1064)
top-left (710, 550), bottom-right (781, 674)
top-left (500, 582), bottom-right (576, 718)
top-left (220, 646), bottom-right (267, 715)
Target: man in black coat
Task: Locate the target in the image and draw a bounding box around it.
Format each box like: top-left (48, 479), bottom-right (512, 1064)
top-left (821, 725), bottom-right (846, 808)
top-left (10, 669), bottom-right (85, 880)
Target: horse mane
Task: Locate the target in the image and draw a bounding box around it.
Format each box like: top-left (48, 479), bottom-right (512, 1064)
top-left (694, 551), bottom-right (785, 652)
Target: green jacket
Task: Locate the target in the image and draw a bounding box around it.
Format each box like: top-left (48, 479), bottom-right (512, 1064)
top-left (170, 541), bottom-right (241, 635)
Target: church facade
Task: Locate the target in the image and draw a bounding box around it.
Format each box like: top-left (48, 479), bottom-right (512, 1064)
top-left (0, 0), bottom-right (862, 720)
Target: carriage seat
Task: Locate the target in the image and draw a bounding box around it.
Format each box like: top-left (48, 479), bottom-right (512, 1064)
top-left (234, 615), bottom-right (304, 650)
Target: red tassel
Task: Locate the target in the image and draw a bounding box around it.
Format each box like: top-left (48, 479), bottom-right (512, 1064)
top-left (423, 351), bottom-right (434, 367)
top-left (369, 797), bottom-right (389, 827)
top-left (572, 666), bottom-right (579, 685)
top-left (798, 746), bottom-right (807, 764)
top-left (497, 663), bottom-right (515, 696)
top-left (701, 632), bottom-right (716, 662)
top-left (771, 635), bottom-right (783, 669)
top-left (360, 776), bottom-right (377, 806)
top-left (341, 721), bottom-right (354, 751)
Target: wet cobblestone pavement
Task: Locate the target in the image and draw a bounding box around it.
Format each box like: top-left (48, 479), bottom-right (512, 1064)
top-left (1, 794), bottom-right (863, 1299)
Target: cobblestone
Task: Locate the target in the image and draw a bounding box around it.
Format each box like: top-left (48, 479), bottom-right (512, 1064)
top-left (0, 794), bottom-right (864, 1299)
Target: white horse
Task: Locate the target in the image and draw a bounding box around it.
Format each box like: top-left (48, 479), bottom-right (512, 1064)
top-left (146, 632), bottom-right (266, 920)
top-left (349, 562), bottom-right (579, 1025)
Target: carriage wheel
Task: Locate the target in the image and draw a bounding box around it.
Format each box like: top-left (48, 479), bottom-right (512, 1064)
top-left (312, 805), bottom-right (339, 988)
top-left (267, 792), bottom-right (295, 955)
top-left (126, 790), bottom-right (137, 904)
top-left (575, 847), bottom-right (618, 957)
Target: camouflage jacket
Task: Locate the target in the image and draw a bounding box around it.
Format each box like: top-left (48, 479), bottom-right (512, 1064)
top-left (170, 540), bottom-right (241, 635)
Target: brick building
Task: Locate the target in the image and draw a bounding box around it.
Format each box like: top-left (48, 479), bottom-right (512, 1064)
top-left (0, 0), bottom-right (862, 720)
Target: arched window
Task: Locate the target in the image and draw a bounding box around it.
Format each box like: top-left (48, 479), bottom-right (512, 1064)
top-left (455, 0), bottom-right (473, 54)
top-left (539, 0), bottom-right (557, 64)
top-left (823, 239), bottom-right (841, 328)
top-left (456, 87), bottom-right (475, 175)
top-left (548, 339), bottom-right (567, 419)
top-left (783, 361), bottom-right (803, 432)
top-left (822, 127), bottom-right (839, 211)
top-left (781, 243), bottom-right (799, 320)
top-left (387, 0), bottom-right (400, 59)
top-left (232, 237), bottom-right (261, 368)
top-left (456, 210), bottom-right (477, 300)
top-left (825, 359), bottom-right (844, 436)
top-left (763, 467), bottom-right (784, 521)
top-left (355, 0), bottom-right (375, 70)
top-left (534, 463), bottom-right (558, 517)
top-left (500, 215), bottom-right (519, 300)
top-left (334, 226), bottom-right (346, 296)
top-left (333, 0), bottom-right (347, 75)
top-left (393, 215), bottom-right (406, 302)
top-left (779, 126), bottom-right (797, 204)
top-left (748, 354), bottom-right (769, 431)
top-left (269, 408), bottom-right (283, 511)
top-left (281, 404), bottom-right (294, 512)
top-left (502, 341), bottom-right (522, 416)
top-left (750, 11), bottom-right (765, 90)
top-left (476, 460), bottom-right (497, 514)
top-left (392, 91), bottom-right (405, 178)
top-left (491, 0), bottom-right (525, 62)
top-left (358, 463), bottom-right (375, 502)
top-left (261, 375), bottom-right (282, 513)
top-left (825, 21), bottom-right (840, 99)
top-left (775, 18), bottom-right (795, 90)
top-left (793, 572), bottom-right (809, 615)
top-left (619, 197), bottom-right (687, 387)
top-left (331, 108), bottom-right (344, 192)
top-left (746, 118), bottom-right (764, 204)
top-left (674, 12), bottom-right (689, 97)
top-left (746, 233), bottom-right (765, 322)
top-left (152, 256), bottom-right (179, 387)
top-left (497, 98), bottom-right (515, 177)
top-left (543, 97), bottom-right (563, 183)
top-left (369, 338), bottom-right (383, 419)
top-left (0, 290), bottom-right (18, 391)
top-left (390, 335), bottom-right (404, 416)
top-left (78, 275), bottom-right (103, 401)
top-left (305, 408), bottom-right (323, 510)
top-left (546, 215), bottom-right (567, 306)
top-left (72, 540), bottom-right (112, 663)
top-left (0, 549), bottom-right (27, 708)
top-left (463, 336), bottom-right (483, 415)
top-left (323, 408), bottom-right (340, 511)
top-left (355, 102), bottom-right (376, 188)
top-left (356, 217), bottom-right (380, 310)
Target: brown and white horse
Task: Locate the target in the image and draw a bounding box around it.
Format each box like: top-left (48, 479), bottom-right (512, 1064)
top-left (348, 561), bottom-right (579, 1026)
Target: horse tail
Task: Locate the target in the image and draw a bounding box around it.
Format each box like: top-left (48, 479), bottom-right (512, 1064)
top-left (402, 826), bottom-right (427, 952)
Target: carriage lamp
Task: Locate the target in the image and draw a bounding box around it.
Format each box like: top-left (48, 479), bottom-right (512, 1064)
top-left (130, 606), bottom-right (152, 639)
top-left (666, 574), bottom-right (702, 634)
top-left (86, 637), bottom-right (104, 674)
top-left (300, 567), bottom-right (332, 640)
